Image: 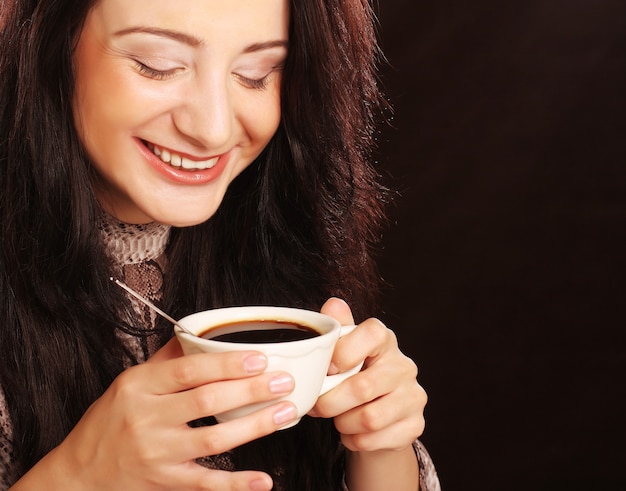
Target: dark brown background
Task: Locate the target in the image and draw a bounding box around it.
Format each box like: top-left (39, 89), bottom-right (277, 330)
top-left (374, 1), bottom-right (625, 490)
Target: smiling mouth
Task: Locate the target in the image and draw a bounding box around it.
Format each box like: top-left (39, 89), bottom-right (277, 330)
top-left (145, 141), bottom-right (219, 171)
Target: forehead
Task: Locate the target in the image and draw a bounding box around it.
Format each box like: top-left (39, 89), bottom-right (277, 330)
top-left (86, 0), bottom-right (290, 43)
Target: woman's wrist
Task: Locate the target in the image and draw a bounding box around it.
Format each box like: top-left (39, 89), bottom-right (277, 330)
top-left (9, 444), bottom-right (85, 491)
top-left (345, 444), bottom-right (420, 491)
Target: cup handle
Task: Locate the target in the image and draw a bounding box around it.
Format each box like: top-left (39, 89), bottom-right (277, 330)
top-left (319, 325), bottom-right (364, 395)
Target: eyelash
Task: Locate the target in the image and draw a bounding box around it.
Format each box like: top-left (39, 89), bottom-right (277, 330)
top-left (236, 73), bottom-right (271, 90)
top-left (236, 64), bottom-right (284, 91)
top-left (134, 61), bottom-right (177, 80)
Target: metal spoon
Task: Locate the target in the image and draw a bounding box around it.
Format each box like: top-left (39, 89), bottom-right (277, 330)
top-left (111, 277), bottom-right (196, 337)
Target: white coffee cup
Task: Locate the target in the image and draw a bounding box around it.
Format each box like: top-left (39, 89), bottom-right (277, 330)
top-left (175, 306), bottom-right (363, 429)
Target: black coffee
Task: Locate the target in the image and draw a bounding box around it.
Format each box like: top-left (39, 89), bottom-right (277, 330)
top-left (201, 320), bottom-right (320, 343)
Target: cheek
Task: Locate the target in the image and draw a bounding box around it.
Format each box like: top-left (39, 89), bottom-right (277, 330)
top-left (246, 92), bottom-right (282, 146)
top-left (74, 44), bottom-right (168, 143)
top-left (74, 55), bottom-right (132, 151)
top-left (76, 71), bottom-right (144, 131)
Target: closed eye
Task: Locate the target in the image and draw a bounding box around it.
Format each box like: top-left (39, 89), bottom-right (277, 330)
top-left (234, 64), bottom-right (283, 90)
top-left (235, 72), bottom-right (272, 90)
top-left (134, 60), bottom-right (180, 80)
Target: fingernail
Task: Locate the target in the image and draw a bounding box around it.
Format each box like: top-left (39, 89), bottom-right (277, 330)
top-left (273, 404), bottom-right (297, 425)
top-left (243, 354), bottom-right (267, 373)
top-left (269, 374), bottom-right (294, 394)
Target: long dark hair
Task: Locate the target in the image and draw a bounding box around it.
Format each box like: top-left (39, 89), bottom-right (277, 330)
top-left (0, 0), bottom-right (387, 488)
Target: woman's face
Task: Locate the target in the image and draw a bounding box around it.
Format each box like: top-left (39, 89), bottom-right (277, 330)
top-left (73, 0), bottom-right (289, 226)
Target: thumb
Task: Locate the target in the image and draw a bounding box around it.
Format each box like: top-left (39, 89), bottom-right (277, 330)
top-left (320, 297), bottom-right (355, 326)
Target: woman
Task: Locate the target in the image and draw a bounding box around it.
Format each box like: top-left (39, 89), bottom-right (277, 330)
top-left (0, 0), bottom-right (440, 489)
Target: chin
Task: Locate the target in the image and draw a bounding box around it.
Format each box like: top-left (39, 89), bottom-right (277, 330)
top-left (151, 208), bottom-right (219, 228)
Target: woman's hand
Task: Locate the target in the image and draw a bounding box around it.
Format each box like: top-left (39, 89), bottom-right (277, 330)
top-left (312, 298), bottom-right (427, 490)
top-left (12, 339), bottom-right (296, 491)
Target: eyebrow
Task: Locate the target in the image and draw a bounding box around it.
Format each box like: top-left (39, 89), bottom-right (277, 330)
top-left (114, 27), bottom-right (288, 52)
top-left (243, 40), bottom-right (289, 53)
top-left (114, 27), bottom-right (203, 47)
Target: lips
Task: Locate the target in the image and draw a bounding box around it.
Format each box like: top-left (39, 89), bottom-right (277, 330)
top-left (145, 141), bottom-right (219, 171)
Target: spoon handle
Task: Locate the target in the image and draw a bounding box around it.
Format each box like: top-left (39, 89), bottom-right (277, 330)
top-left (111, 277), bottom-right (195, 336)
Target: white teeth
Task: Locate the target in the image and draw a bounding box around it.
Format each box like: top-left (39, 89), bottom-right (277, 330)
top-left (181, 157), bottom-right (195, 169)
top-left (148, 143), bottom-right (218, 171)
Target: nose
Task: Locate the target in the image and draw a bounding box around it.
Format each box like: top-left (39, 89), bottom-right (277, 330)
top-left (172, 74), bottom-right (234, 150)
